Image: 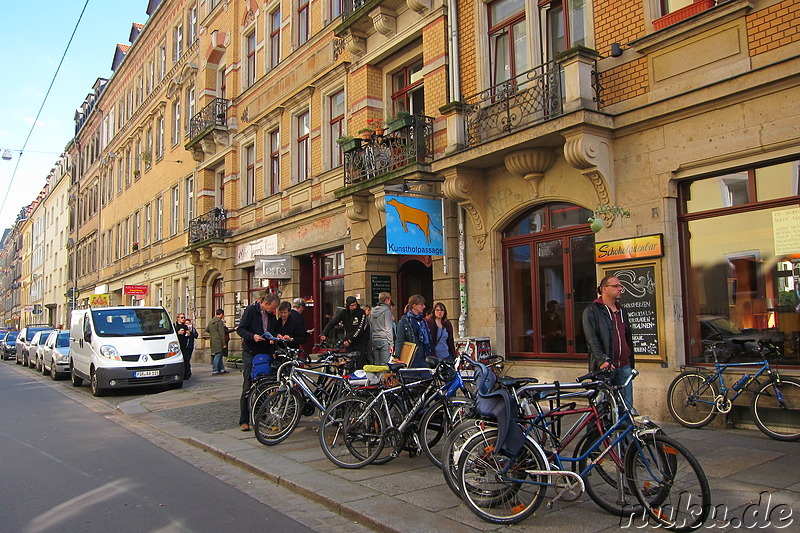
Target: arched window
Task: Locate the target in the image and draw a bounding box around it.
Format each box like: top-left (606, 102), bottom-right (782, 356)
top-left (503, 203), bottom-right (594, 360)
top-left (212, 277), bottom-right (224, 314)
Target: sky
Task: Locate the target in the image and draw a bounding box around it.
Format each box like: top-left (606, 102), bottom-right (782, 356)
top-left (0, 0), bottom-right (149, 232)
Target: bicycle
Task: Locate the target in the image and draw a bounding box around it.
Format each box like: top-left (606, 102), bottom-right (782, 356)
top-left (441, 367), bottom-right (659, 516)
top-left (318, 357), bottom-right (469, 469)
top-left (252, 345), bottom-right (359, 446)
top-left (455, 369), bottom-right (710, 531)
top-left (667, 339), bottom-right (800, 441)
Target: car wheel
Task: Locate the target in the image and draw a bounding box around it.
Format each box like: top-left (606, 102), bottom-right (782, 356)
top-left (50, 360), bottom-right (60, 381)
top-left (71, 365), bottom-right (83, 387)
top-left (90, 368), bottom-right (105, 397)
top-left (28, 354), bottom-right (36, 369)
top-left (36, 356), bottom-right (42, 373)
top-left (41, 357), bottom-right (49, 376)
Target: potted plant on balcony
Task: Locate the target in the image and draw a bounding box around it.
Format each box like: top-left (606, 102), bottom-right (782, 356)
top-left (336, 135), bottom-right (362, 153)
top-left (132, 241), bottom-right (139, 252)
top-left (140, 150), bottom-right (152, 166)
top-left (367, 118), bottom-right (385, 136)
top-left (388, 111), bottom-right (413, 132)
top-left (358, 128), bottom-right (374, 140)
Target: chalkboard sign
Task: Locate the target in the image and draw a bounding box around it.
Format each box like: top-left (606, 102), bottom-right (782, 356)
top-left (603, 262), bottom-right (664, 362)
top-left (371, 275), bottom-right (392, 306)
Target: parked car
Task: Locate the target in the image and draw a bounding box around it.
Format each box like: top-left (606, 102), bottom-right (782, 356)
top-left (699, 314), bottom-right (784, 362)
top-left (15, 325), bottom-right (54, 367)
top-left (28, 329), bottom-right (56, 370)
top-left (40, 330), bottom-right (70, 380)
top-left (2, 330), bottom-right (18, 360)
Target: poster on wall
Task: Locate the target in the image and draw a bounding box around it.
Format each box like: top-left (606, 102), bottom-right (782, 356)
top-left (385, 195), bottom-right (444, 255)
top-left (602, 261), bottom-right (665, 363)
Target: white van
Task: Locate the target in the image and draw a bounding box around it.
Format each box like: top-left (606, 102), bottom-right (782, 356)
top-left (70, 306), bottom-right (183, 396)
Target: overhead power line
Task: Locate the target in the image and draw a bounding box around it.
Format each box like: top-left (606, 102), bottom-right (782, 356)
top-left (0, 0), bottom-right (92, 216)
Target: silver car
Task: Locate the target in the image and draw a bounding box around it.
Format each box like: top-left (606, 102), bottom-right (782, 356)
top-left (29, 330), bottom-right (55, 370)
top-left (40, 330), bottom-right (70, 380)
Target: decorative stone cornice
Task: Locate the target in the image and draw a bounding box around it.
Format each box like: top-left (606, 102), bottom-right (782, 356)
top-left (442, 168), bottom-right (487, 250)
top-left (504, 148), bottom-right (557, 198)
top-left (370, 7), bottom-right (396, 36)
top-left (406, 0), bottom-right (430, 13)
top-left (563, 127), bottom-right (615, 218)
top-left (343, 195), bottom-right (370, 222)
top-left (343, 30), bottom-right (367, 56)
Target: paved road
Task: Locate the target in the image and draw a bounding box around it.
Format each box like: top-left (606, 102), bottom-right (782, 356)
top-left (5, 359), bottom-right (799, 531)
top-left (0, 361), bottom-right (373, 533)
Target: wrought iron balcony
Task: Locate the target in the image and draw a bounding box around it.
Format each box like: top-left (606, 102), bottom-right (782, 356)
top-left (188, 98), bottom-right (229, 143)
top-left (463, 59), bottom-right (565, 147)
top-left (343, 115), bottom-right (434, 185)
top-left (188, 208), bottom-right (227, 245)
top-left (342, 0), bottom-right (372, 19)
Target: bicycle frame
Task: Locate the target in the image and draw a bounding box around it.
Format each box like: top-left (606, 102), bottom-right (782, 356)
top-left (684, 352), bottom-right (781, 406)
top-left (274, 358), bottom-right (353, 413)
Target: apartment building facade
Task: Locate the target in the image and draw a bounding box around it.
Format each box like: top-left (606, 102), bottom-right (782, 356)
top-left (3, 0), bottom-right (796, 418)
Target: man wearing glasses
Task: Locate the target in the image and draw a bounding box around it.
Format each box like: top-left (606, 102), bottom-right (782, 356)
top-left (174, 313), bottom-right (197, 380)
top-left (583, 275), bottom-right (636, 407)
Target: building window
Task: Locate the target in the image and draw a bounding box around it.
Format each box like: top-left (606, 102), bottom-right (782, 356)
top-left (270, 9), bottom-right (281, 69)
top-left (391, 61), bottom-right (425, 115)
top-left (245, 31), bottom-right (256, 88)
top-left (136, 75), bottom-right (143, 106)
top-left (319, 250), bottom-right (345, 337)
top-left (155, 195), bottom-right (163, 241)
top-left (541, 0), bottom-right (589, 60)
top-left (172, 98), bottom-right (181, 146)
top-left (117, 160), bottom-right (123, 195)
top-left (329, 90), bottom-right (345, 168)
top-left (502, 203), bottom-right (594, 360)
top-left (133, 210), bottom-right (140, 248)
top-left (171, 185), bottom-right (180, 236)
top-left (187, 6), bottom-right (198, 43)
top-left (679, 159), bottom-right (800, 365)
top-left (298, 0), bottom-right (310, 45)
top-left (144, 203), bottom-right (151, 246)
top-left (125, 148), bottom-right (132, 187)
top-left (134, 137), bottom-right (142, 176)
top-left (173, 24), bottom-right (184, 62)
top-left (156, 116), bottom-right (165, 159)
top-left (185, 86), bottom-right (195, 135)
top-left (212, 277), bottom-right (224, 315)
top-left (660, 0), bottom-right (694, 15)
top-left (296, 111), bottom-right (310, 182)
top-left (247, 269), bottom-right (276, 303)
top-left (185, 176), bottom-right (194, 225)
top-left (269, 130), bottom-right (280, 196)
top-left (147, 60), bottom-right (155, 94)
top-left (488, 0), bottom-right (528, 85)
top-left (159, 40), bottom-right (167, 80)
top-left (331, 0), bottom-right (342, 19)
top-left (244, 144), bottom-right (255, 205)
top-left (145, 128), bottom-right (153, 169)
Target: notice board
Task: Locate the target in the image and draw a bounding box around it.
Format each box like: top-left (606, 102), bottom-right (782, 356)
top-left (602, 261), bottom-right (665, 363)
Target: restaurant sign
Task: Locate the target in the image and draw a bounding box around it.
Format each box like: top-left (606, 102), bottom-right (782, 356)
top-left (595, 234), bottom-right (663, 264)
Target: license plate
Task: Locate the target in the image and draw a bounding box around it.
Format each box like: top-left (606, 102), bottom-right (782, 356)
top-left (134, 370), bottom-right (160, 378)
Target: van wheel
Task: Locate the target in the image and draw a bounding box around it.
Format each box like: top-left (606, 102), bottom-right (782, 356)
top-left (71, 366), bottom-right (83, 387)
top-left (90, 369), bottom-right (105, 397)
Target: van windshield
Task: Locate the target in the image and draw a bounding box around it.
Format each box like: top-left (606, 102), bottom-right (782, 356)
top-left (92, 309), bottom-right (174, 337)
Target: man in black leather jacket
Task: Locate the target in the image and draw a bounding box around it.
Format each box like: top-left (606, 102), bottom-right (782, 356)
top-left (582, 275), bottom-right (636, 407)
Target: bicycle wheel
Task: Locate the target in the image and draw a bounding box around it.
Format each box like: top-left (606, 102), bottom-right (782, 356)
top-left (751, 376), bottom-right (800, 441)
top-left (625, 433), bottom-right (710, 532)
top-left (457, 427), bottom-right (549, 525)
top-left (441, 418), bottom-right (492, 498)
top-left (419, 398), bottom-right (475, 469)
top-left (370, 392), bottom-right (408, 466)
top-left (250, 381), bottom-right (280, 425)
top-left (253, 387), bottom-right (303, 446)
top-left (319, 396), bottom-right (386, 469)
top-left (667, 372), bottom-right (718, 428)
top-left (578, 420), bottom-right (664, 516)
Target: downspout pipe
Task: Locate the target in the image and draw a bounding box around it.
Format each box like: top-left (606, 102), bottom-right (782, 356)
top-left (447, 0), bottom-right (461, 103)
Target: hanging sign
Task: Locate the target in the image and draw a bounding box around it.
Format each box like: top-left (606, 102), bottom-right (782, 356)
top-left (124, 285), bottom-right (148, 295)
top-left (385, 195), bottom-right (444, 255)
top-left (254, 255), bottom-right (292, 279)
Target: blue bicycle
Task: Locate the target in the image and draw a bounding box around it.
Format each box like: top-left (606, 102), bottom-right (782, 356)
top-left (667, 339), bottom-right (800, 441)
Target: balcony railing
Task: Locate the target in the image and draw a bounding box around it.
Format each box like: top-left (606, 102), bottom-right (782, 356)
top-left (343, 115), bottom-right (434, 185)
top-left (463, 59), bottom-right (564, 147)
top-left (188, 98), bottom-right (229, 143)
top-left (342, 0), bottom-right (372, 20)
top-left (188, 208), bottom-right (227, 245)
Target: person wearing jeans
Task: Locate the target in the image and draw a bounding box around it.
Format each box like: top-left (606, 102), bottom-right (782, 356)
top-left (206, 308), bottom-right (232, 374)
top-left (369, 292), bottom-right (394, 365)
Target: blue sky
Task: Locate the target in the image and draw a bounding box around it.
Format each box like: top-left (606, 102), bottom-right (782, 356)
top-left (0, 1), bottom-right (148, 231)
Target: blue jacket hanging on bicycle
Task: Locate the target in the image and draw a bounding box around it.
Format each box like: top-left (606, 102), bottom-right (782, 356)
top-left (583, 299), bottom-right (635, 372)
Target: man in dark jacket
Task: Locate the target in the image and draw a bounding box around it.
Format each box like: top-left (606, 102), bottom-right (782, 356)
top-left (582, 275), bottom-right (636, 408)
top-left (236, 291), bottom-right (280, 431)
top-left (319, 295), bottom-right (368, 369)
